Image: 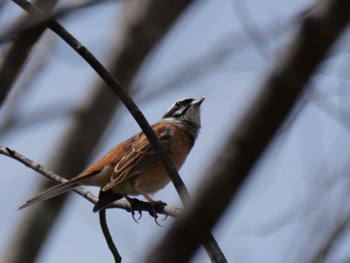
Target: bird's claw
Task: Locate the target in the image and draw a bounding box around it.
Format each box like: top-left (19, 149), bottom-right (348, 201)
top-left (162, 213), bottom-right (168, 221)
top-left (148, 200), bottom-right (167, 226)
top-left (125, 196), bottom-right (143, 223)
top-left (130, 209), bottom-right (143, 224)
top-left (125, 195), bottom-right (167, 225)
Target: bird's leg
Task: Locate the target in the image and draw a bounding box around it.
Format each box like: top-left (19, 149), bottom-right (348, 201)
top-left (135, 188), bottom-right (167, 226)
top-left (124, 195), bottom-right (143, 223)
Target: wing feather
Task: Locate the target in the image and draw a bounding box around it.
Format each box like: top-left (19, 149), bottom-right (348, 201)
top-left (102, 128), bottom-right (172, 191)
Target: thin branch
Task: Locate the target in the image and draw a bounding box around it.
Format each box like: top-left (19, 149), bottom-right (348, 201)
top-left (0, 146), bottom-right (180, 262)
top-left (99, 209), bottom-right (122, 263)
top-left (11, 1), bottom-right (225, 262)
top-left (144, 0), bottom-right (350, 262)
top-left (12, 0), bottom-right (190, 206)
top-left (0, 146), bottom-right (181, 217)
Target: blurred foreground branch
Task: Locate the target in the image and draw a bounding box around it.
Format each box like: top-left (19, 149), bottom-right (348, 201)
top-left (12, 0), bottom-right (192, 215)
top-left (0, 33), bottom-right (54, 134)
top-left (6, 0), bottom-right (225, 262)
top-left (310, 214), bottom-right (350, 263)
top-left (0, 0), bottom-right (59, 106)
top-left (145, 0), bottom-right (350, 262)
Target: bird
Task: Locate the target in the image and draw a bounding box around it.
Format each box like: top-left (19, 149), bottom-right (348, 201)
top-left (19, 97), bottom-right (204, 220)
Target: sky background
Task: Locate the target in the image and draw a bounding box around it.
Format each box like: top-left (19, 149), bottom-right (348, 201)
top-left (2, 0), bottom-right (350, 262)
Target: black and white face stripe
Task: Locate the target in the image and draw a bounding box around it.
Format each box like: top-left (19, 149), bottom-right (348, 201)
top-left (162, 98), bottom-right (194, 119)
top-left (162, 97), bottom-right (204, 143)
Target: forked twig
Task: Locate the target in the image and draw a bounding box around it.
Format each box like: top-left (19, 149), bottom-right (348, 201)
top-left (9, 0), bottom-right (226, 261)
top-left (0, 146), bottom-right (181, 262)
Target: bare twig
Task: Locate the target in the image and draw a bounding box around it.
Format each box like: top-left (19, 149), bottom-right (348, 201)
top-left (12, 0), bottom-right (191, 207)
top-left (13, 0), bottom-right (226, 261)
top-left (99, 209), bottom-right (122, 263)
top-left (0, 146), bottom-right (181, 217)
top-left (11, 0), bottom-right (225, 262)
top-left (0, 145), bottom-right (181, 262)
top-left (144, 0), bottom-right (350, 262)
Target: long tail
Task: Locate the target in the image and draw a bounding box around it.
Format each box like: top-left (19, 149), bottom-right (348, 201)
top-left (19, 175), bottom-right (92, 210)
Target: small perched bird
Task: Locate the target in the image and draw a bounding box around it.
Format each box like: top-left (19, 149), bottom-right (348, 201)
top-left (19, 98), bottom-right (204, 217)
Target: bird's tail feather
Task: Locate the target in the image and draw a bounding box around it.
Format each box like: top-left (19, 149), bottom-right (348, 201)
top-left (19, 176), bottom-right (91, 210)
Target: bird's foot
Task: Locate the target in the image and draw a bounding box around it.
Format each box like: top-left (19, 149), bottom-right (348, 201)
top-left (124, 196), bottom-right (143, 223)
top-left (148, 200), bottom-right (167, 226)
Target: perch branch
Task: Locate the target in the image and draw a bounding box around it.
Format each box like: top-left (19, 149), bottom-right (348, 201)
top-left (0, 146), bottom-right (181, 217)
top-left (144, 0), bottom-right (350, 262)
top-left (11, 0), bottom-right (225, 261)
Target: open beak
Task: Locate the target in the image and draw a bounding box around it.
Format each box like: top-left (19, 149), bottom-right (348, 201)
top-left (192, 98), bottom-right (205, 107)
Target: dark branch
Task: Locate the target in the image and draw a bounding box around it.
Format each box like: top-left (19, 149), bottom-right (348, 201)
top-left (10, 1), bottom-right (225, 261)
top-left (144, 0), bottom-right (350, 262)
top-left (99, 209), bottom-right (122, 263)
top-left (12, 0), bottom-right (190, 206)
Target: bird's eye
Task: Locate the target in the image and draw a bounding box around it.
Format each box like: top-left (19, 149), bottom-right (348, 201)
top-left (175, 101), bottom-right (181, 107)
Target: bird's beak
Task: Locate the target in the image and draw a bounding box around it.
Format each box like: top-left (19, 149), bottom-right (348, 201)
top-left (192, 98), bottom-right (205, 107)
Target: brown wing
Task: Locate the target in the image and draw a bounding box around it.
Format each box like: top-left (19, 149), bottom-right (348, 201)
top-left (71, 136), bottom-right (137, 189)
top-left (102, 124), bottom-right (172, 191)
top-left (76, 137), bottom-right (133, 179)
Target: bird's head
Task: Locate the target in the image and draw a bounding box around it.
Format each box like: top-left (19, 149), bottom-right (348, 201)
top-left (162, 98), bottom-right (205, 129)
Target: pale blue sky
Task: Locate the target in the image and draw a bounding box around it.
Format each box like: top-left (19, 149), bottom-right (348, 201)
top-left (2, 0), bottom-right (350, 262)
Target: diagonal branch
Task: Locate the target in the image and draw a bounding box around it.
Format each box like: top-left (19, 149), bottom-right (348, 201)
top-left (144, 0), bottom-right (350, 262)
top-left (12, 0), bottom-right (190, 206)
top-left (5, 0), bottom-right (219, 262)
top-left (13, 0), bottom-right (226, 261)
top-left (9, 1), bottom-right (225, 261)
